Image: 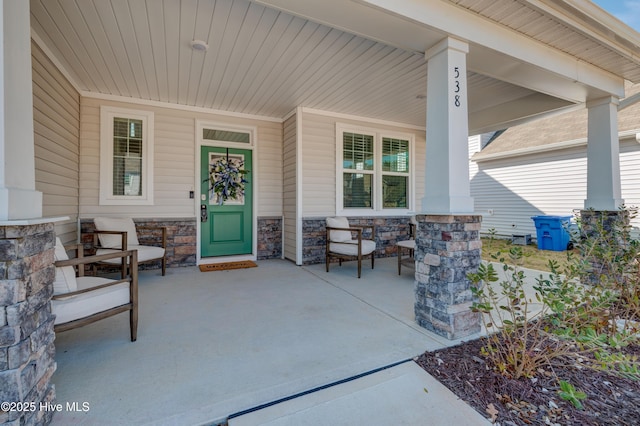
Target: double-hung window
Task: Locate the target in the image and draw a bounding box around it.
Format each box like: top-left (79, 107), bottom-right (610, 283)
top-left (100, 106), bottom-right (154, 205)
top-left (342, 132), bottom-right (374, 208)
top-left (337, 124), bottom-right (413, 214)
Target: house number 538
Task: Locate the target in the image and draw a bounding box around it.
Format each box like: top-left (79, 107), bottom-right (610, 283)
top-left (453, 67), bottom-right (461, 108)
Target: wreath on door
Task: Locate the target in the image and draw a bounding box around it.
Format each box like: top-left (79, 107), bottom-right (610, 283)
top-left (205, 155), bottom-right (248, 205)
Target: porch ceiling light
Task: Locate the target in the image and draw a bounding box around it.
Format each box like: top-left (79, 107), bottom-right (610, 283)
top-left (190, 40), bottom-right (209, 51)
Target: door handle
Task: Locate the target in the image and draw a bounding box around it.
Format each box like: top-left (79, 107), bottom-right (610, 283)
top-left (200, 204), bottom-right (208, 222)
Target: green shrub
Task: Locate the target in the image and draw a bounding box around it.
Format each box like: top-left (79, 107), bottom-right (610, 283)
top-left (469, 206), bottom-right (640, 382)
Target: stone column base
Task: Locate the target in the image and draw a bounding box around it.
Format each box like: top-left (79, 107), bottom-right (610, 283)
top-left (414, 214), bottom-right (482, 340)
top-left (1, 223), bottom-right (57, 425)
top-left (579, 209), bottom-right (630, 286)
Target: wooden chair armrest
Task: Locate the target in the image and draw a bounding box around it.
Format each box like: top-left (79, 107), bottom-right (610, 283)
top-left (59, 243), bottom-right (87, 276)
top-left (92, 230), bottom-right (127, 235)
top-left (55, 249), bottom-right (136, 268)
top-left (60, 243), bottom-right (84, 256)
top-left (91, 230), bottom-right (128, 250)
top-left (52, 276), bottom-right (132, 299)
top-left (54, 250), bottom-right (138, 287)
top-left (326, 226), bottom-right (363, 242)
top-left (54, 249), bottom-right (138, 296)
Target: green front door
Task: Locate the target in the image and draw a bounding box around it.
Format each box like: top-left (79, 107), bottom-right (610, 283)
top-left (200, 146), bottom-right (252, 257)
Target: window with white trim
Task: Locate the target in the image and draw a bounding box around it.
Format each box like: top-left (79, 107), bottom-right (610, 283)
top-left (100, 106), bottom-right (154, 205)
top-left (337, 124), bottom-right (413, 214)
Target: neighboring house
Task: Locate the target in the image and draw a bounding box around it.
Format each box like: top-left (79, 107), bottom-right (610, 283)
top-left (470, 83), bottom-right (640, 239)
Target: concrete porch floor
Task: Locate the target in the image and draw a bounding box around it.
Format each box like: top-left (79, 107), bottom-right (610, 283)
top-left (50, 257), bottom-right (482, 425)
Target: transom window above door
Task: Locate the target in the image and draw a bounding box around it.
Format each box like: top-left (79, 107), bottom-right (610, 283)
top-left (337, 124), bottom-right (414, 215)
top-left (203, 129), bottom-right (251, 144)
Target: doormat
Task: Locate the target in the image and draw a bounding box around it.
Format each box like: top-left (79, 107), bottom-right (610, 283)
top-left (199, 261), bottom-right (258, 272)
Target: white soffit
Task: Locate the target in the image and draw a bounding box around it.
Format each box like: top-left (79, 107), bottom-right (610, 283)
top-left (29, 0), bottom-right (637, 130)
top-left (254, 0), bottom-right (446, 54)
top-left (258, 0), bottom-right (630, 100)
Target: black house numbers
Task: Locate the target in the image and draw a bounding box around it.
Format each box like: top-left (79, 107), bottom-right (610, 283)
top-left (453, 66), bottom-right (461, 108)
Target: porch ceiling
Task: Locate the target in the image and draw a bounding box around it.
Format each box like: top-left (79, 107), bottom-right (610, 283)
top-left (30, 0), bottom-right (640, 132)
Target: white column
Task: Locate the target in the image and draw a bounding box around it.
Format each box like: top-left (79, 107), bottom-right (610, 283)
top-left (584, 96), bottom-right (623, 211)
top-left (0, 0), bottom-right (42, 220)
top-left (422, 37), bottom-right (474, 214)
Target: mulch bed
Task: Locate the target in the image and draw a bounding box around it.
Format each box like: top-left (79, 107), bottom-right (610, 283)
top-left (415, 337), bottom-right (640, 425)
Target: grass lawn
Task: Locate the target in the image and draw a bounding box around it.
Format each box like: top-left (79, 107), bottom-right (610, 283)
top-left (480, 237), bottom-right (574, 272)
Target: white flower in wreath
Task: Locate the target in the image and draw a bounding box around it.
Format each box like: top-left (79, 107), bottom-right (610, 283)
top-left (206, 157), bottom-right (248, 205)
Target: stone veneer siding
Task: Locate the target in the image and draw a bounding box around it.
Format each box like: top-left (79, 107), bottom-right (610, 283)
top-left (414, 214), bottom-right (482, 340)
top-left (257, 217), bottom-right (282, 260)
top-left (579, 210), bottom-right (630, 286)
top-left (0, 223), bottom-right (57, 425)
top-left (302, 216), bottom-right (414, 265)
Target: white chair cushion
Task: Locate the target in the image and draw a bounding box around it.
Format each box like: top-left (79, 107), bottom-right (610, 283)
top-left (396, 240), bottom-right (416, 249)
top-left (53, 238), bottom-right (78, 294)
top-left (327, 216), bottom-right (352, 242)
top-left (52, 277), bottom-right (130, 325)
top-left (96, 245), bottom-right (165, 264)
top-left (329, 239), bottom-right (376, 256)
top-left (94, 217), bottom-right (140, 248)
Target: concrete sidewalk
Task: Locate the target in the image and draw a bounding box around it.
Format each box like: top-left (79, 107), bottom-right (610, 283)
top-left (229, 361), bottom-right (490, 425)
top-left (50, 258), bottom-right (489, 425)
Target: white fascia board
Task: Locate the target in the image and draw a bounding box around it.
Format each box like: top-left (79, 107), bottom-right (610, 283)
top-left (31, 30), bottom-right (84, 94)
top-left (359, 0), bottom-right (624, 100)
top-left (619, 92), bottom-right (640, 111)
top-left (469, 46), bottom-right (596, 104)
top-left (473, 129), bottom-right (640, 162)
top-left (300, 107), bottom-right (426, 131)
top-left (254, 0), bottom-right (443, 54)
top-left (82, 92), bottom-right (283, 123)
top-left (469, 92), bottom-right (574, 135)
top-left (529, 0), bottom-right (640, 62)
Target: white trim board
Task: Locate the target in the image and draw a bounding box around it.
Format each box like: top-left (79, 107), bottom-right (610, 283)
top-left (473, 129), bottom-right (640, 162)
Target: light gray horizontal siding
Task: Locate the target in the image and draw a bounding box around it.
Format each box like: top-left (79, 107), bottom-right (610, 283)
top-left (300, 113), bottom-right (336, 217)
top-left (620, 141), bottom-right (640, 204)
top-left (79, 97), bottom-right (283, 219)
top-left (283, 114), bottom-right (297, 262)
top-left (301, 111), bottom-right (425, 217)
top-left (32, 40), bottom-right (80, 244)
top-left (472, 139), bottom-right (640, 238)
top-left (257, 125), bottom-right (284, 216)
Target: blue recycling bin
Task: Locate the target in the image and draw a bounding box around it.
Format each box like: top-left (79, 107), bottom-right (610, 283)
top-left (531, 215), bottom-right (573, 251)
